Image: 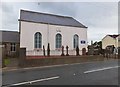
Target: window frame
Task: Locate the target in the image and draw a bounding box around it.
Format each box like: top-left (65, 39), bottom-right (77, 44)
top-left (11, 43), bottom-right (16, 52)
top-left (55, 33), bottom-right (62, 49)
top-left (34, 32), bottom-right (42, 49)
top-left (73, 34), bottom-right (79, 49)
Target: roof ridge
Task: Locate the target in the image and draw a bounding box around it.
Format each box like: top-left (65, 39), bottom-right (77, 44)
top-left (108, 34), bottom-right (119, 35)
top-left (0, 30), bottom-right (19, 33)
top-left (20, 9), bottom-right (87, 28)
top-left (21, 9), bottom-right (73, 19)
top-left (108, 34), bottom-right (119, 38)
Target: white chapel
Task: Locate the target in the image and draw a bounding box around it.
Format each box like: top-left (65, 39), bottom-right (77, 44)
top-left (19, 10), bottom-right (88, 56)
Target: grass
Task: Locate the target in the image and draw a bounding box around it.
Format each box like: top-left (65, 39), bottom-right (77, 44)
top-left (4, 58), bottom-right (10, 66)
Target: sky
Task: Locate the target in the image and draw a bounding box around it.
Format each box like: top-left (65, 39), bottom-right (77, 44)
top-left (0, 1), bottom-right (118, 44)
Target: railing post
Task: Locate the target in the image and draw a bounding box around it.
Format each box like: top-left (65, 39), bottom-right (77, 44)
top-left (61, 46), bottom-right (65, 56)
top-left (43, 45), bottom-right (46, 56)
top-left (66, 46), bottom-right (69, 56)
top-left (47, 43), bottom-right (50, 56)
top-left (76, 46), bottom-right (80, 56)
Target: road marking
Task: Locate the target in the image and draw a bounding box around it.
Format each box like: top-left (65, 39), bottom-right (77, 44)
top-left (30, 76), bottom-right (59, 84)
top-left (9, 76), bottom-right (60, 86)
top-left (84, 66), bottom-right (120, 74)
top-left (10, 81), bottom-right (30, 86)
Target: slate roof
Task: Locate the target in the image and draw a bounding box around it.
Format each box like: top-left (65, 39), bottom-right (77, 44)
top-left (19, 10), bottom-right (87, 28)
top-left (108, 35), bottom-right (119, 38)
top-left (0, 30), bottom-right (20, 43)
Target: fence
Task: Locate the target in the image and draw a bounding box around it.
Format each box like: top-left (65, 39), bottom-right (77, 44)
top-left (26, 50), bottom-right (83, 56)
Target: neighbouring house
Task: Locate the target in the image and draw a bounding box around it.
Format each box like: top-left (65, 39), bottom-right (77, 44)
top-left (102, 34), bottom-right (120, 49)
top-left (19, 10), bottom-right (88, 56)
top-left (118, 35), bottom-right (120, 47)
top-left (1, 30), bottom-right (20, 58)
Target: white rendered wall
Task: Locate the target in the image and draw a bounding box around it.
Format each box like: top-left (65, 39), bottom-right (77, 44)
top-left (20, 21), bottom-right (88, 55)
top-left (48, 25), bottom-right (88, 51)
top-left (20, 21), bottom-right (48, 51)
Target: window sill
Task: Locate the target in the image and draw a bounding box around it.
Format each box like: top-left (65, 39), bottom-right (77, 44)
top-left (34, 48), bottom-right (42, 51)
top-left (11, 51), bottom-right (16, 52)
top-left (55, 48), bottom-right (62, 51)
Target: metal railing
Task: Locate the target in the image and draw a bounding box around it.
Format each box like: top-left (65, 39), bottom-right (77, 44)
top-left (26, 50), bottom-right (83, 56)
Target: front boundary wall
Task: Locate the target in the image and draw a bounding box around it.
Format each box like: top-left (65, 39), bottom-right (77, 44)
top-left (19, 48), bottom-right (119, 68)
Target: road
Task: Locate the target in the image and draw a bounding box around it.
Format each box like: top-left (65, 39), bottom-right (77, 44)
top-left (2, 59), bottom-right (119, 86)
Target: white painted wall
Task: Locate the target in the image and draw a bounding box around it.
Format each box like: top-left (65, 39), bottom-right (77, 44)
top-left (20, 21), bottom-right (88, 55)
top-left (20, 21), bottom-right (48, 51)
top-left (48, 24), bottom-right (88, 50)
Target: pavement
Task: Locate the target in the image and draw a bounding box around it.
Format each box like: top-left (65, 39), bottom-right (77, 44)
top-left (2, 59), bottom-right (120, 86)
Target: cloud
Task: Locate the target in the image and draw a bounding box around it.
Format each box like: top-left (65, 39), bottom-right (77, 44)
top-left (73, 2), bottom-right (118, 43)
top-left (0, 2), bottom-right (118, 43)
top-left (1, 2), bottom-right (18, 30)
top-left (35, 2), bottom-right (77, 17)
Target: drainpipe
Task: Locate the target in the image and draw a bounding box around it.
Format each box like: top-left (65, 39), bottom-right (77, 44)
top-left (47, 23), bottom-right (49, 44)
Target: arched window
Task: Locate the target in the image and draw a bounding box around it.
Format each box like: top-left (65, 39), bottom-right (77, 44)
top-left (56, 33), bottom-right (62, 48)
top-left (73, 34), bottom-right (79, 49)
top-left (34, 32), bottom-right (42, 49)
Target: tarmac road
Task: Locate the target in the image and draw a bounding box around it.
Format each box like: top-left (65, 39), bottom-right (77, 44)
top-left (2, 59), bottom-right (119, 86)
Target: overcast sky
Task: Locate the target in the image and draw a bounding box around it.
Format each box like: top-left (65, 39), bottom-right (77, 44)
top-left (0, 2), bottom-right (118, 44)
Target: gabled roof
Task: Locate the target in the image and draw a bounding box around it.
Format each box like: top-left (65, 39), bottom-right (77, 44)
top-left (102, 34), bottom-right (120, 40)
top-left (19, 10), bottom-right (87, 28)
top-left (0, 30), bottom-right (20, 43)
top-left (108, 35), bottom-right (119, 38)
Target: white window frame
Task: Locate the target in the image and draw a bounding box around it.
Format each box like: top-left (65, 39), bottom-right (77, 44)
top-left (56, 33), bottom-right (62, 49)
top-left (73, 34), bottom-right (79, 49)
top-left (34, 32), bottom-right (42, 49)
top-left (11, 43), bottom-right (16, 52)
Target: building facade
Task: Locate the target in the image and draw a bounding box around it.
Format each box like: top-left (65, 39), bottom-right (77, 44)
top-left (0, 30), bottom-right (20, 57)
top-left (19, 10), bottom-right (88, 56)
top-left (102, 34), bottom-right (120, 49)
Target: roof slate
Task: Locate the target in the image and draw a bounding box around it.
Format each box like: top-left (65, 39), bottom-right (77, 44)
top-left (19, 10), bottom-right (87, 28)
top-left (108, 35), bottom-right (119, 38)
top-left (0, 30), bottom-right (20, 43)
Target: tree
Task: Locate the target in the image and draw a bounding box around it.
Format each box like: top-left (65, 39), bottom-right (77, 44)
top-left (93, 41), bottom-right (102, 55)
top-left (93, 41), bottom-right (102, 49)
top-left (47, 43), bottom-right (50, 56)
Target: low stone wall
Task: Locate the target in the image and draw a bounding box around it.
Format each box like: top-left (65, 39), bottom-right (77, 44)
top-left (20, 55), bottom-right (105, 67)
top-left (19, 48), bottom-right (119, 68)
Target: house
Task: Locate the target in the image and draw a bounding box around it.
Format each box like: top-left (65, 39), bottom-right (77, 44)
top-left (19, 10), bottom-right (88, 56)
top-left (0, 30), bottom-right (20, 57)
top-left (118, 35), bottom-right (120, 47)
top-left (102, 34), bottom-right (120, 49)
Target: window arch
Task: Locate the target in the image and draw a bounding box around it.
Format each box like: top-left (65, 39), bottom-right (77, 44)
top-left (73, 34), bottom-right (79, 49)
top-left (34, 32), bottom-right (42, 49)
top-left (56, 33), bottom-right (62, 48)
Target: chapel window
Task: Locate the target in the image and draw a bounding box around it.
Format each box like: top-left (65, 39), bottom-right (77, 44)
top-left (73, 34), bottom-right (79, 49)
top-left (34, 32), bottom-right (42, 49)
top-left (56, 33), bottom-right (62, 49)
